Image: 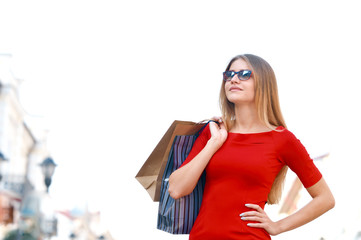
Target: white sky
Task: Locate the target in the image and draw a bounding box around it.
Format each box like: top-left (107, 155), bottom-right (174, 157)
top-left (1, 0), bottom-right (361, 239)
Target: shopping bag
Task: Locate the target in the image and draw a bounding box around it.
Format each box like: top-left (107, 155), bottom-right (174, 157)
top-left (157, 123), bottom-right (209, 234)
top-left (135, 120), bottom-right (207, 202)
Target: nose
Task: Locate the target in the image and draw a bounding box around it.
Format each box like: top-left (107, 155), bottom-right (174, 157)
top-left (230, 74), bottom-right (240, 83)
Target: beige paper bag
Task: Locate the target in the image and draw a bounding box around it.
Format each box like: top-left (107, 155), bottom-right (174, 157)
top-left (135, 120), bottom-right (206, 201)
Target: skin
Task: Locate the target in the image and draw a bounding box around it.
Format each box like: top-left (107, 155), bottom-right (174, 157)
top-left (168, 58), bottom-right (335, 235)
top-left (242, 178), bottom-right (335, 235)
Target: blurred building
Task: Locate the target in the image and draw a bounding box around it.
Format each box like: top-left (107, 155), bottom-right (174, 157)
top-left (1, 54), bottom-right (114, 240)
top-left (0, 54), bottom-right (51, 239)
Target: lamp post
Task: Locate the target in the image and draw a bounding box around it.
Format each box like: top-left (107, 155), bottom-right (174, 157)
top-left (38, 157), bottom-right (58, 239)
top-left (0, 151), bottom-right (8, 182)
top-left (39, 157), bottom-right (57, 193)
top-left (69, 232), bottom-right (77, 239)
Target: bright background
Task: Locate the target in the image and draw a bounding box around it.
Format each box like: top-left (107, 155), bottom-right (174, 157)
top-left (1, 0), bottom-right (361, 239)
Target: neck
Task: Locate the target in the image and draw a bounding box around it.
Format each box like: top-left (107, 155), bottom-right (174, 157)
top-left (232, 103), bottom-right (265, 132)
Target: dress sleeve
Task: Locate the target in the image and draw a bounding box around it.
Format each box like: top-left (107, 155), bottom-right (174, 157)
top-left (180, 124), bottom-right (211, 167)
top-left (276, 129), bottom-right (322, 188)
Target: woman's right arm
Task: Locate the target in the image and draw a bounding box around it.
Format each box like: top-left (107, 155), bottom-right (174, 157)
top-left (168, 121), bottom-right (227, 199)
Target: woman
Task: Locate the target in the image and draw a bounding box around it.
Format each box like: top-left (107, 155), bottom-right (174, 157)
top-left (168, 54), bottom-right (335, 239)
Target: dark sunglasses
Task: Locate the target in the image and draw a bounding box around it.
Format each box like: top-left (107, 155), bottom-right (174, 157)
top-left (223, 70), bottom-right (252, 82)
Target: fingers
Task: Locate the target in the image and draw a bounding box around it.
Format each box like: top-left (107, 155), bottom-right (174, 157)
top-left (245, 203), bottom-right (263, 211)
top-left (210, 116), bottom-right (226, 127)
top-left (208, 121), bottom-right (219, 132)
top-left (240, 204), bottom-right (267, 225)
top-left (210, 116), bottom-right (226, 130)
top-left (209, 119), bottom-right (223, 131)
top-left (240, 213), bottom-right (262, 222)
top-left (208, 121), bottom-right (221, 141)
top-left (246, 223), bottom-right (264, 228)
top-left (240, 211), bottom-right (262, 218)
top-left (211, 116), bottom-right (222, 122)
top-left (241, 216), bottom-right (263, 223)
top-left (218, 120), bottom-right (226, 131)
top-left (240, 203), bottom-right (279, 235)
top-left (209, 120), bottom-right (227, 137)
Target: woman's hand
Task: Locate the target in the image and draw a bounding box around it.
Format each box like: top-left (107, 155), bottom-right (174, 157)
top-left (240, 204), bottom-right (281, 236)
top-left (208, 117), bottom-right (227, 150)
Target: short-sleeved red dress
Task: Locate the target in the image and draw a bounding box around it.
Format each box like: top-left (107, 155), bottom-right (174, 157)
top-left (180, 125), bottom-right (322, 240)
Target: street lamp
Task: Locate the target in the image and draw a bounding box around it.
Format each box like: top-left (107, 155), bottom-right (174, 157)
top-left (39, 157), bottom-right (57, 193)
top-left (0, 151), bottom-right (8, 182)
top-left (69, 233), bottom-right (77, 239)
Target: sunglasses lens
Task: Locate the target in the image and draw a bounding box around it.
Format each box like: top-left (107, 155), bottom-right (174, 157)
top-left (239, 70), bottom-right (252, 80)
top-left (223, 70), bottom-right (252, 81)
top-left (223, 71), bottom-right (233, 81)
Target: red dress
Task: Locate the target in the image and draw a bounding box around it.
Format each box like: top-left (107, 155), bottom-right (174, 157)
top-left (181, 125), bottom-right (322, 240)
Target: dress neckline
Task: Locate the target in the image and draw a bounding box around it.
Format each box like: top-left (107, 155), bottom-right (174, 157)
top-left (228, 126), bottom-right (284, 135)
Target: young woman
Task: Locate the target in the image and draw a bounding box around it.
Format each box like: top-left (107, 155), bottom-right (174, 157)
top-left (168, 54), bottom-right (335, 239)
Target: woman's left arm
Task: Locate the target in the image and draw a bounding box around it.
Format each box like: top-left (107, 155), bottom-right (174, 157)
top-left (242, 177), bottom-right (335, 235)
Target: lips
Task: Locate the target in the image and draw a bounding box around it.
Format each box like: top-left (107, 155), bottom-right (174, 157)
top-left (229, 86), bottom-right (243, 91)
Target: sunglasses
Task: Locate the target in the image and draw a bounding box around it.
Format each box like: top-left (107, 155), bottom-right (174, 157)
top-left (223, 70), bottom-right (252, 82)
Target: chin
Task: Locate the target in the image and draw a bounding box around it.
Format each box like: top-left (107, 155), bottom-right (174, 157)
top-left (227, 97), bottom-right (254, 105)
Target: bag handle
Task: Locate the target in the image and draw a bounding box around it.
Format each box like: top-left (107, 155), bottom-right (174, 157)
top-left (196, 120), bottom-right (219, 136)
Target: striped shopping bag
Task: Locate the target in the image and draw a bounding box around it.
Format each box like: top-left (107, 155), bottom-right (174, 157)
top-left (157, 123), bottom-right (208, 234)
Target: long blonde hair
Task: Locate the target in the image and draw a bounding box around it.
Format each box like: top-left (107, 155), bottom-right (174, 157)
top-left (219, 54), bottom-right (288, 204)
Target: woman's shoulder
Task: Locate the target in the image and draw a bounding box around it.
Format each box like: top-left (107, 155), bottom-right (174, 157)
top-left (272, 126), bottom-right (302, 147)
top-left (273, 126), bottom-right (291, 135)
top-left (272, 126), bottom-right (297, 140)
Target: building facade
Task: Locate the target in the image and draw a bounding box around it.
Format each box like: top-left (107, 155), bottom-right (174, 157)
top-left (0, 54), bottom-right (50, 239)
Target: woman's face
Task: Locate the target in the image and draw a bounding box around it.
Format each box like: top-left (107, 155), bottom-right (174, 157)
top-left (225, 58), bottom-right (255, 105)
